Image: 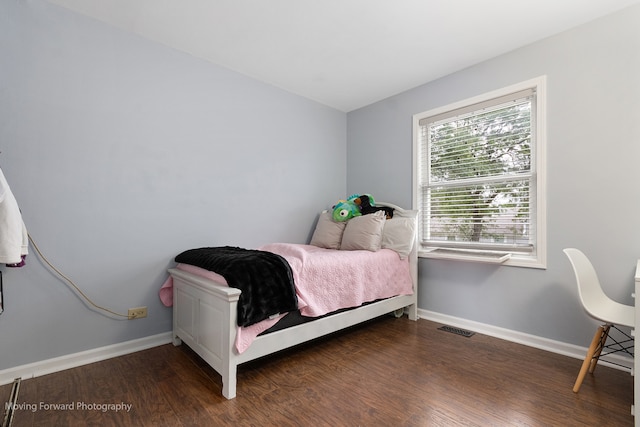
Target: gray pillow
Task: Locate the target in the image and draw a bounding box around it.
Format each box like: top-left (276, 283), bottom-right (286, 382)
top-left (340, 211), bottom-right (386, 251)
top-left (310, 211), bottom-right (346, 249)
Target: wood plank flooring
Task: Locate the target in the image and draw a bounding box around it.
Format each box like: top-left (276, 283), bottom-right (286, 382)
top-left (1, 317), bottom-right (633, 426)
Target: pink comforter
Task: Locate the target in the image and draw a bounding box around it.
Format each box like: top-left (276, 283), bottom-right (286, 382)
top-left (260, 243), bottom-right (413, 317)
top-left (160, 243), bottom-right (413, 353)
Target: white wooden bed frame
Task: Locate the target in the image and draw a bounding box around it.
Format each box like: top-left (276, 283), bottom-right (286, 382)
top-left (168, 202), bottom-right (419, 399)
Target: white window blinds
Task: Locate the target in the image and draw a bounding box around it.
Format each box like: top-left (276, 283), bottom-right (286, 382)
top-left (418, 88), bottom-right (536, 252)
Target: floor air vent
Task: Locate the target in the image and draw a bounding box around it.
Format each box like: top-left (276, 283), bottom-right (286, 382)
top-left (438, 325), bottom-right (475, 337)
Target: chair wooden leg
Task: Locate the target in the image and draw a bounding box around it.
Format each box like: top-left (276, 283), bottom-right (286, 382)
top-left (588, 325), bottom-right (610, 374)
top-left (573, 325), bottom-right (606, 393)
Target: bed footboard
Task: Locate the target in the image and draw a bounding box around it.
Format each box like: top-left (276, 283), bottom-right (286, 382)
top-left (170, 268), bottom-right (241, 399)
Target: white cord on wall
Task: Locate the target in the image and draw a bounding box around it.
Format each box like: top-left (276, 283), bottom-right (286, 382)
top-left (27, 233), bottom-right (130, 319)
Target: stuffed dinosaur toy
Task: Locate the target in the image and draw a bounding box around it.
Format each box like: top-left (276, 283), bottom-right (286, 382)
top-left (332, 198), bottom-right (361, 222)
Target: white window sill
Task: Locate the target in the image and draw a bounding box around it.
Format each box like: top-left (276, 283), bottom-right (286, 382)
top-left (419, 247), bottom-right (546, 269)
top-left (421, 248), bottom-right (511, 264)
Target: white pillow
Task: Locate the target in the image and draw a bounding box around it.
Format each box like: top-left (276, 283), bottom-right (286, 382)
top-left (340, 211), bottom-right (386, 251)
top-left (381, 210), bottom-right (417, 259)
top-left (381, 215), bottom-right (416, 259)
top-left (310, 211), bottom-right (346, 249)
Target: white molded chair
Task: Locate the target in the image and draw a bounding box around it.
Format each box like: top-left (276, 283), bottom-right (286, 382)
top-left (563, 248), bottom-right (634, 393)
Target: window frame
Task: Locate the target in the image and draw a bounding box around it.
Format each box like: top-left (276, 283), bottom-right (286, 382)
top-left (412, 76), bottom-right (547, 269)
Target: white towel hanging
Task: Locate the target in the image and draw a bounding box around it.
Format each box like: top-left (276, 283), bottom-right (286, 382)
top-left (0, 167), bottom-right (28, 265)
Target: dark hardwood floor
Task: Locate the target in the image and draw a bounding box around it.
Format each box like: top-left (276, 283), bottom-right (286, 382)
top-left (1, 317), bottom-right (633, 426)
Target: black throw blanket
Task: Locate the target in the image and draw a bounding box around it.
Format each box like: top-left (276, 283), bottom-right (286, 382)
top-left (175, 246), bottom-right (298, 327)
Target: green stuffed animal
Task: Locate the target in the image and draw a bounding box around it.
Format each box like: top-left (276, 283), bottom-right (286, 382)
top-left (332, 198), bottom-right (361, 222)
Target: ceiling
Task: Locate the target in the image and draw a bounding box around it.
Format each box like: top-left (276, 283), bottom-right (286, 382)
top-left (46, 0), bottom-right (640, 112)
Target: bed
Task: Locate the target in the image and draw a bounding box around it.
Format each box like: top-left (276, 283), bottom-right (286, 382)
top-left (163, 202), bottom-right (419, 399)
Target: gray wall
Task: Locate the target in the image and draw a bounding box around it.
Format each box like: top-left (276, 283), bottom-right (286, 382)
top-left (0, 1), bottom-right (346, 370)
top-left (347, 6), bottom-right (640, 346)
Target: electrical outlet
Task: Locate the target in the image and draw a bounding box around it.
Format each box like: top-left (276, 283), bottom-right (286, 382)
top-left (128, 306), bottom-right (147, 320)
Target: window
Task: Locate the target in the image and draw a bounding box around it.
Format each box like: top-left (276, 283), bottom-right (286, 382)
top-left (413, 77), bottom-right (546, 268)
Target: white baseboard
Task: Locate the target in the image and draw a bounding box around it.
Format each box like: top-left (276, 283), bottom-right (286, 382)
top-left (0, 332), bottom-right (173, 386)
top-left (419, 309), bottom-right (633, 372)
